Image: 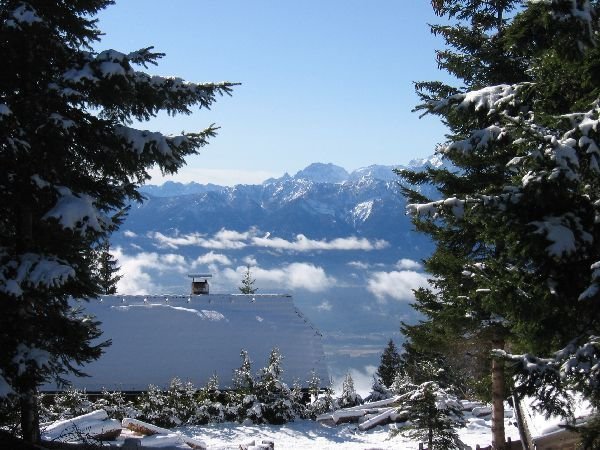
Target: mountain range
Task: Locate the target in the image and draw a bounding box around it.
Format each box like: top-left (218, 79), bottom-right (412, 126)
top-left (112, 157), bottom-right (445, 388)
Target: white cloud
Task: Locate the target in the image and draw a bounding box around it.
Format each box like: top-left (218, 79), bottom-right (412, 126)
top-left (150, 230), bottom-right (247, 250)
top-left (223, 263), bottom-right (335, 293)
top-left (251, 234), bottom-right (388, 252)
top-left (113, 248), bottom-right (189, 295)
top-left (243, 256), bottom-right (258, 266)
top-left (395, 258), bottom-right (422, 270)
top-left (150, 228), bottom-right (388, 253)
top-left (192, 251), bottom-right (232, 267)
top-left (347, 261), bottom-right (370, 270)
top-left (123, 230), bottom-right (138, 238)
top-left (367, 270), bottom-right (429, 303)
top-left (316, 301), bottom-right (333, 312)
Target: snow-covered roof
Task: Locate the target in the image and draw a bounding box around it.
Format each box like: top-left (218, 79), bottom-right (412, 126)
top-left (519, 394), bottom-right (594, 444)
top-left (44, 294), bottom-right (328, 391)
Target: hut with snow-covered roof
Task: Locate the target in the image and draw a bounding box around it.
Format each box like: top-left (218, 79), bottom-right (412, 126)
top-left (43, 288), bottom-right (328, 392)
top-left (515, 394), bottom-right (596, 450)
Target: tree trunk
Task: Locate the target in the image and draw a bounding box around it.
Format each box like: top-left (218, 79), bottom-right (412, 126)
top-left (428, 424), bottom-right (433, 450)
top-left (20, 391), bottom-right (40, 444)
top-left (491, 338), bottom-right (505, 450)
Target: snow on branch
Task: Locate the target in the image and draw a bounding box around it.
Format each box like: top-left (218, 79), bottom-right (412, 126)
top-left (504, 101), bottom-right (599, 188)
top-left (0, 104), bottom-right (12, 117)
top-left (497, 336), bottom-right (600, 399)
top-left (529, 0), bottom-right (595, 35)
top-left (115, 125), bottom-right (191, 157)
top-left (61, 49), bottom-right (236, 114)
top-left (578, 261), bottom-right (600, 301)
top-left (0, 371), bottom-right (14, 398)
top-left (442, 125), bottom-right (506, 155)
top-left (406, 196), bottom-right (467, 219)
top-left (530, 214), bottom-right (593, 258)
top-left (42, 186), bottom-right (108, 234)
top-left (5, 3), bottom-right (43, 29)
top-left (12, 343), bottom-right (52, 377)
top-left (427, 84), bottom-right (526, 116)
top-left (562, 103), bottom-right (600, 173)
top-left (48, 112), bottom-right (76, 131)
top-left (0, 252), bottom-right (75, 297)
top-left (545, 136), bottom-right (580, 181)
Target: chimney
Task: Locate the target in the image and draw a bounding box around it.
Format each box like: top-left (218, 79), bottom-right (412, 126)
top-left (188, 274), bottom-right (212, 295)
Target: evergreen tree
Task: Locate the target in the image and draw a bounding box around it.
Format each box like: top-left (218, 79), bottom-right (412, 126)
top-left (365, 375), bottom-right (392, 403)
top-left (400, 0), bottom-right (600, 446)
top-left (399, 1), bottom-right (526, 444)
top-left (238, 265), bottom-right (258, 294)
top-left (0, 1), bottom-right (235, 442)
top-left (397, 381), bottom-right (465, 450)
top-left (338, 372), bottom-right (362, 408)
top-left (96, 239), bottom-right (122, 295)
top-left (232, 349), bottom-right (254, 394)
top-left (254, 347), bottom-right (295, 424)
top-left (376, 338), bottom-right (401, 387)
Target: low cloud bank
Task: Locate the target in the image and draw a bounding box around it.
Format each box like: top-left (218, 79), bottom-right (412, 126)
top-left (113, 248), bottom-right (335, 295)
top-left (150, 228), bottom-right (388, 253)
top-left (223, 263), bottom-right (335, 293)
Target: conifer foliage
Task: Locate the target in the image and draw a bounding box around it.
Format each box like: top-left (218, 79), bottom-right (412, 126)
top-left (377, 339), bottom-right (401, 387)
top-left (96, 240), bottom-right (121, 295)
top-left (397, 381), bottom-right (465, 450)
top-left (338, 373), bottom-right (362, 408)
top-left (0, 0), bottom-right (235, 442)
top-left (399, 0), bottom-right (600, 446)
top-left (238, 265), bottom-right (258, 294)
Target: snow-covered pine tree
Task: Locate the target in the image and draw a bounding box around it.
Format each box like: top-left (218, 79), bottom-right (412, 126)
top-left (254, 347), bottom-right (295, 424)
top-left (397, 381), bottom-right (465, 450)
top-left (338, 372), bottom-right (362, 409)
top-left (232, 349), bottom-right (254, 394)
top-left (238, 264), bottom-right (258, 294)
top-left (377, 339), bottom-right (401, 387)
top-left (400, 0), bottom-right (600, 446)
top-left (96, 239), bottom-right (122, 295)
top-left (364, 375), bottom-right (392, 403)
top-left (398, 1), bottom-right (539, 446)
top-left (0, 1), bottom-right (235, 442)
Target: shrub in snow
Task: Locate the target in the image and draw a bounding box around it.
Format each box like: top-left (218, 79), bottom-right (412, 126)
top-left (40, 388), bottom-right (94, 422)
top-left (337, 373), bottom-right (363, 409)
top-left (0, 394), bottom-right (20, 434)
top-left (93, 389), bottom-right (139, 421)
top-left (364, 375), bottom-right (393, 403)
top-left (137, 378), bottom-right (197, 428)
top-left (391, 372), bottom-right (418, 397)
top-left (290, 379), bottom-right (308, 419)
top-left (228, 348), bottom-right (301, 425)
top-left (232, 349), bottom-right (255, 395)
top-left (303, 370), bottom-right (335, 419)
top-left (194, 374), bottom-right (226, 424)
top-left (394, 381), bottom-right (465, 450)
top-left (252, 348), bottom-right (296, 424)
top-left (306, 386), bottom-right (336, 419)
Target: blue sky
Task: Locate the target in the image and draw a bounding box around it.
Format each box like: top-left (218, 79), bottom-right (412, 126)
top-left (97, 1), bottom-right (452, 185)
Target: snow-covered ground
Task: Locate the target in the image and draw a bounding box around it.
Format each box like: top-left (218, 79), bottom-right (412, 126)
top-left (177, 413), bottom-right (520, 450)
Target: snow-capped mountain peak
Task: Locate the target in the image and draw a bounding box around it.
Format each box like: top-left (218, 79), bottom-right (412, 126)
top-left (294, 163), bottom-right (349, 184)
